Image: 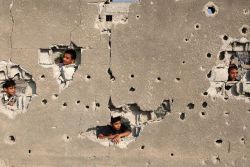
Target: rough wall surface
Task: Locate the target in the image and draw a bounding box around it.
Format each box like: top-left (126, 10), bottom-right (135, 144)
top-left (0, 0), bottom-right (250, 166)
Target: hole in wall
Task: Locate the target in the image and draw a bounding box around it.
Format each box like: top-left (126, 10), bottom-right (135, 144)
top-left (136, 15), bottom-right (140, 19)
top-left (202, 101), bottom-right (208, 108)
top-left (203, 2), bottom-right (218, 17)
top-left (219, 51), bottom-right (225, 60)
top-left (85, 97), bottom-right (172, 148)
top-left (9, 135), bottom-right (15, 142)
top-left (187, 103), bottom-right (194, 109)
top-left (207, 53), bottom-right (212, 58)
top-left (223, 35), bottom-right (228, 41)
top-left (28, 149), bottom-right (31, 154)
top-left (40, 75), bottom-right (45, 79)
top-left (85, 105), bottom-right (90, 109)
top-left (207, 71), bottom-right (212, 78)
top-left (106, 15), bottom-right (113, 22)
top-left (41, 99), bottom-right (47, 105)
top-left (194, 23), bottom-right (201, 30)
top-left (207, 39), bottom-right (250, 100)
top-left (130, 74), bottom-right (135, 78)
top-left (52, 94), bottom-right (59, 99)
top-left (200, 111), bottom-right (206, 116)
top-left (203, 91), bottom-right (208, 96)
top-left (240, 25), bottom-right (249, 35)
top-left (85, 75), bottom-right (91, 80)
top-left (38, 42), bottom-right (82, 91)
top-left (175, 78), bottom-right (180, 82)
top-left (62, 102), bottom-right (67, 107)
top-left (129, 87), bottom-right (135, 92)
top-left (215, 139), bottom-right (223, 145)
top-left (179, 112), bottom-right (185, 120)
top-left (76, 100), bottom-right (81, 104)
top-left (96, 103), bottom-right (100, 108)
top-left (170, 153), bottom-right (174, 157)
top-left (182, 61), bottom-right (186, 64)
top-left (0, 61), bottom-right (36, 118)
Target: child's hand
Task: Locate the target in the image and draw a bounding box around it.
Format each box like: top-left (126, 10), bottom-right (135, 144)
top-left (98, 134), bottom-right (105, 139)
top-left (111, 135), bottom-right (121, 144)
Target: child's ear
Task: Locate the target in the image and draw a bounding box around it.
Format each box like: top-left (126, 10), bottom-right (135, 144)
top-left (3, 88), bottom-right (7, 92)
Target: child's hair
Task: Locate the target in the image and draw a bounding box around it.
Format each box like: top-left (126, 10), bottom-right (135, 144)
top-left (64, 49), bottom-right (77, 60)
top-left (3, 79), bottom-right (16, 89)
top-left (111, 116), bottom-right (121, 124)
top-left (228, 64), bottom-right (238, 73)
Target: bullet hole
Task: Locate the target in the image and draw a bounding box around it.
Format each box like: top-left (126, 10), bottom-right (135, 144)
top-left (224, 111), bottom-right (230, 115)
top-left (242, 27), bottom-right (247, 34)
top-left (106, 15), bottom-right (112, 22)
top-left (156, 77), bottom-right (161, 82)
top-left (187, 103), bottom-right (194, 109)
top-left (207, 6), bottom-right (216, 14)
top-left (86, 75), bottom-right (91, 80)
top-left (201, 111), bottom-right (206, 116)
top-left (129, 87), bottom-right (135, 92)
top-left (203, 91), bottom-right (208, 96)
top-left (130, 74), bottom-right (135, 78)
top-left (223, 35), bottom-right (228, 41)
top-left (194, 23), bottom-right (200, 30)
top-left (202, 101), bottom-right (208, 108)
top-left (141, 145), bottom-right (145, 149)
top-left (41, 99), bottom-right (47, 105)
top-left (76, 100), bottom-right (81, 104)
top-left (62, 102), bottom-right (67, 107)
top-left (241, 137), bottom-right (246, 144)
top-left (207, 71), bottom-right (212, 78)
top-left (175, 78), bottom-right (180, 82)
top-left (9, 135), bottom-right (15, 142)
top-left (96, 103), bottom-right (100, 107)
top-left (248, 109), bottom-right (250, 113)
top-left (52, 94), bottom-right (58, 99)
top-left (63, 134), bottom-right (71, 142)
top-left (136, 15), bottom-right (141, 19)
top-left (184, 38), bottom-right (189, 43)
top-left (179, 112), bottom-right (185, 120)
top-left (28, 149), bottom-right (31, 154)
top-left (170, 153), bottom-right (174, 157)
top-left (182, 61), bottom-right (186, 64)
top-left (207, 53), bottom-right (212, 58)
top-left (40, 75), bottom-right (45, 79)
top-left (215, 139), bottom-right (223, 144)
top-left (219, 51), bottom-right (225, 60)
top-left (85, 105), bottom-right (90, 109)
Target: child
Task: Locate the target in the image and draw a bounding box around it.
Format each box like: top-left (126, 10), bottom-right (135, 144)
top-left (53, 49), bottom-right (78, 90)
top-left (0, 79), bottom-right (26, 112)
top-left (97, 116), bottom-right (132, 144)
top-left (228, 64), bottom-right (239, 81)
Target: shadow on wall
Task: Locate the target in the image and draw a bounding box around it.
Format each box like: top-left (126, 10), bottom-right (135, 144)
top-left (84, 98), bottom-right (172, 148)
top-left (0, 60), bottom-right (36, 119)
top-left (38, 42), bottom-right (82, 91)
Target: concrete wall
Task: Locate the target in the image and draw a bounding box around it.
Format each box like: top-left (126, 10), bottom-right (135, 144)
top-left (0, 0), bottom-right (250, 166)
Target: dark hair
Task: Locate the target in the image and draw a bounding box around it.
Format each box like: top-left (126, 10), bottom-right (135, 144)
top-left (3, 79), bottom-right (16, 89)
top-left (64, 49), bottom-right (77, 60)
top-left (111, 116), bottom-right (121, 124)
top-left (228, 64), bottom-right (238, 73)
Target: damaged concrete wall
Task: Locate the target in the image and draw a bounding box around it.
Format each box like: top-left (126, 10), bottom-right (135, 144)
top-left (0, 0), bottom-right (249, 166)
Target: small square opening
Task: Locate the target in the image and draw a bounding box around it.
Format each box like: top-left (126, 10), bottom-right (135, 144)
top-left (106, 15), bottom-right (113, 22)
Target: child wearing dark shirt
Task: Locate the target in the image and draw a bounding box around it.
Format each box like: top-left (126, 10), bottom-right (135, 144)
top-left (97, 116), bottom-right (131, 144)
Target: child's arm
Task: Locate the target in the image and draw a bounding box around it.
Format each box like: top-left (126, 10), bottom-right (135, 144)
top-left (111, 131), bottom-right (131, 143)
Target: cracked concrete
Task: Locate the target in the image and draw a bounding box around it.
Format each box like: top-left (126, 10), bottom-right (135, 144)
top-left (0, 0), bottom-right (250, 166)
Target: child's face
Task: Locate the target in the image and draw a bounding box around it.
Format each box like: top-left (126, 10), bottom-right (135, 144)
top-left (112, 121), bottom-right (121, 131)
top-left (229, 69), bottom-right (238, 81)
top-left (4, 86), bottom-right (16, 96)
top-left (63, 53), bottom-right (74, 65)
